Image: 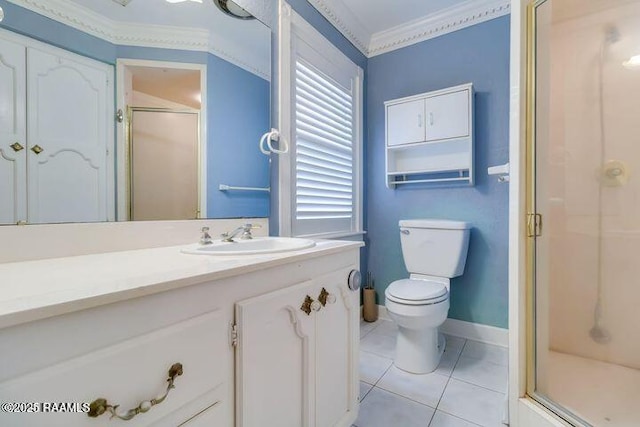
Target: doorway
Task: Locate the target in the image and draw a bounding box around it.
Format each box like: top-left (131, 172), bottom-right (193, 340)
top-left (116, 59), bottom-right (207, 221)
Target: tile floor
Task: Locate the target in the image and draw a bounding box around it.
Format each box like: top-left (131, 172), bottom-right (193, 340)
top-left (356, 319), bottom-right (508, 427)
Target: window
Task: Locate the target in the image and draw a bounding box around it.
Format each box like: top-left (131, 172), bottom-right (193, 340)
top-left (280, 9), bottom-right (363, 238)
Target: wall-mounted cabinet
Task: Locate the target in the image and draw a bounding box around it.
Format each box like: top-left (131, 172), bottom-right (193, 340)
top-left (385, 83), bottom-right (474, 188)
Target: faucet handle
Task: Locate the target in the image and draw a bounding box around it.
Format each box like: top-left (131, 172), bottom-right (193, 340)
top-left (243, 223), bottom-right (261, 230)
top-left (200, 227), bottom-right (213, 245)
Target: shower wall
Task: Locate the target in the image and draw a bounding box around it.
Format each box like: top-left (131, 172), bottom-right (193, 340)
top-left (543, 1), bottom-right (640, 369)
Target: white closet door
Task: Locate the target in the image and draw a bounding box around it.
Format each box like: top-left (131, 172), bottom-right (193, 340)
top-left (26, 46), bottom-right (111, 224)
top-left (0, 37), bottom-right (27, 224)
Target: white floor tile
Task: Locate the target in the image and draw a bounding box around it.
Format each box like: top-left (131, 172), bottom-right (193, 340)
top-left (360, 331), bottom-right (396, 359)
top-left (461, 341), bottom-right (508, 367)
top-left (361, 320), bottom-right (379, 338)
top-left (438, 379), bottom-right (506, 427)
top-left (429, 411), bottom-right (481, 427)
top-left (355, 387), bottom-right (435, 427)
top-left (359, 381), bottom-right (373, 401)
top-left (443, 335), bottom-right (466, 354)
top-left (377, 366), bottom-right (449, 407)
top-left (360, 350), bottom-right (393, 384)
top-left (452, 356), bottom-right (508, 393)
top-left (371, 319), bottom-right (398, 337)
top-left (434, 346), bottom-right (463, 377)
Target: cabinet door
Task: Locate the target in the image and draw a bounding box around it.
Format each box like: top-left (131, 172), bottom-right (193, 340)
top-left (236, 280), bottom-right (317, 427)
top-left (315, 268), bottom-right (359, 427)
top-left (0, 37), bottom-right (27, 224)
top-left (386, 99), bottom-right (425, 146)
top-left (425, 89), bottom-right (470, 141)
top-left (26, 46), bottom-right (111, 224)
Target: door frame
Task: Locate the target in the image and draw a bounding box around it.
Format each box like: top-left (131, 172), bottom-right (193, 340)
top-left (115, 59), bottom-right (207, 221)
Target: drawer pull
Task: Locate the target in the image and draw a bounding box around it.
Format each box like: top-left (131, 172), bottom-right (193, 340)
top-left (88, 362), bottom-right (183, 421)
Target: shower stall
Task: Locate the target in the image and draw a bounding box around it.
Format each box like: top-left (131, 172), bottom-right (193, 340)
top-left (527, 0), bottom-right (640, 426)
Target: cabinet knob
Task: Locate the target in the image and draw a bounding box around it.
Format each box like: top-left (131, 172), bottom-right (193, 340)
top-left (348, 270), bottom-right (361, 291)
top-left (30, 145), bottom-right (44, 155)
top-left (10, 142), bottom-right (24, 152)
top-left (318, 287), bottom-right (336, 306)
top-left (301, 295), bottom-right (315, 315)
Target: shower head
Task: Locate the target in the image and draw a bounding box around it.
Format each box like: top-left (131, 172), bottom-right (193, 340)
top-left (604, 25), bottom-right (620, 45)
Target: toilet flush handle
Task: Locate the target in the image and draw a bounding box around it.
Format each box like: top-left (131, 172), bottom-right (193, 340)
top-left (400, 229), bottom-right (410, 235)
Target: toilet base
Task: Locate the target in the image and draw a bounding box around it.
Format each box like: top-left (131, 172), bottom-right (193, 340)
top-left (394, 328), bottom-right (446, 374)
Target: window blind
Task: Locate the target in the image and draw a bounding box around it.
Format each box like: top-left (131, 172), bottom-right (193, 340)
top-left (293, 59), bottom-right (355, 235)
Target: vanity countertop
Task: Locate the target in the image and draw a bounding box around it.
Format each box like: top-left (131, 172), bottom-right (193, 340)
top-left (0, 240), bottom-right (363, 329)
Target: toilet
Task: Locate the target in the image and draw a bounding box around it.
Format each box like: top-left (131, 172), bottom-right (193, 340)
top-left (385, 219), bottom-right (471, 374)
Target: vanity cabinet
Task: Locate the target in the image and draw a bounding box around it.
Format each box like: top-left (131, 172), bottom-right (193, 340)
top-left (235, 266), bottom-right (359, 427)
top-left (0, 30), bottom-right (113, 225)
top-left (0, 243), bottom-right (361, 427)
top-left (385, 83), bottom-right (474, 187)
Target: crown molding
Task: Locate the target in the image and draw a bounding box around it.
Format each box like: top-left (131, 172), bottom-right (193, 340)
top-left (306, 0), bottom-right (370, 56)
top-left (5, 0), bottom-right (270, 80)
top-left (368, 0), bottom-right (510, 57)
top-left (307, 0), bottom-right (510, 58)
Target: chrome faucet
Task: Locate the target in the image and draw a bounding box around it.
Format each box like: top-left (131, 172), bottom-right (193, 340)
top-left (221, 223), bottom-right (261, 242)
top-left (200, 227), bottom-right (213, 245)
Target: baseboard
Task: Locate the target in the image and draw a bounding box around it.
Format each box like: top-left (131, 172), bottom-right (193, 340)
top-left (372, 304), bottom-right (508, 347)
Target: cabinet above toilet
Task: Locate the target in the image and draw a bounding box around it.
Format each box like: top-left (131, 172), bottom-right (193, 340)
top-left (385, 83), bottom-right (474, 188)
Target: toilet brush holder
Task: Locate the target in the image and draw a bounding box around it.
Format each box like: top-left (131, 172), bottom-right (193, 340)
top-left (363, 288), bottom-right (378, 322)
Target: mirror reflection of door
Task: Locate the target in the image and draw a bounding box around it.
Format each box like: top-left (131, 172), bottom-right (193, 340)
top-left (130, 109), bottom-right (200, 221)
top-left (123, 64), bottom-right (203, 221)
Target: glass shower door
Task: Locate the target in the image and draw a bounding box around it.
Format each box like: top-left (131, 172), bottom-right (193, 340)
top-left (529, 0), bottom-right (640, 425)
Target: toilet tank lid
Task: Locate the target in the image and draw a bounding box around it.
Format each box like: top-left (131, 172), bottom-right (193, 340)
top-left (399, 219), bottom-right (471, 230)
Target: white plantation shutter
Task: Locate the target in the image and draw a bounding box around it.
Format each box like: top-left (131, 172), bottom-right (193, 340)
top-left (290, 37), bottom-right (362, 237)
top-left (295, 60), bottom-right (353, 222)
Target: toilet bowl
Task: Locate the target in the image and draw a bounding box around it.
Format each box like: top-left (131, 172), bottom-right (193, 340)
top-left (385, 219), bottom-right (471, 374)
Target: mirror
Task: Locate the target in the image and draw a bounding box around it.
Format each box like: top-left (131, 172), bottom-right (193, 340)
top-left (0, 0), bottom-right (271, 225)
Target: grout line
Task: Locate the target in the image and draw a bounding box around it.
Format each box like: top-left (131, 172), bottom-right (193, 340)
top-left (448, 377), bottom-right (508, 395)
top-left (433, 339), bottom-right (467, 412)
top-left (368, 384), bottom-right (438, 410)
top-left (456, 353), bottom-right (510, 369)
top-left (434, 408), bottom-right (485, 427)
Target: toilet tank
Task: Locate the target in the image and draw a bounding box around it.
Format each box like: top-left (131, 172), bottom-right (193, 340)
top-left (399, 219), bottom-right (471, 278)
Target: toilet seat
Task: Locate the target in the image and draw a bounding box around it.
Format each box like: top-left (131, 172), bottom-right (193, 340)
top-left (385, 279), bottom-right (449, 305)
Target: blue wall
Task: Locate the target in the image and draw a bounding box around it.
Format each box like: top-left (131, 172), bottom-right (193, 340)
top-left (207, 54), bottom-right (270, 218)
top-left (366, 16), bottom-right (510, 328)
top-left (0, 0), bottom-right (270, 219)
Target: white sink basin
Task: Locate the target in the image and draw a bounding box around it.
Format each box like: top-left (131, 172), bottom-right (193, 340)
top-left (182, 237), bottom-right (316, 256)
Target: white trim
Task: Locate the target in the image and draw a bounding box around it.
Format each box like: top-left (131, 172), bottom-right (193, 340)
top-left (375, 304), bottom-right (508, 347)
top-left (368, 0), bottom-right (511, 57)
top-left (440, 318), bottom-right (508, 348)
top-left (509, 0), bottom-right (529, 426)
top-left (276, 0), bottom-right (293, 237)
top-left (115, 59), bottom-right (207, 221)
top-left (306, 0), bottom-right (369, 55)
top-left (5, 0), bottom-right (270, 79)
top-left (277, 2), bottom-right (364, 238)
top-left (307, 0), bottom-right (510, 58)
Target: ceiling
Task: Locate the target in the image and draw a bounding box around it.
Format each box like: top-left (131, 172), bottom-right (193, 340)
top-left (340, 0), bottom-right (468, 35)
top-left (17, 0), bottom-right (271, 78)
top-left (308, 0), bottom-right (511, 57)
top-left (130, 67), bottom-right (201, 109)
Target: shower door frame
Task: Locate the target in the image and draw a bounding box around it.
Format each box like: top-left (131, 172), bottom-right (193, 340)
top-left (524, 1), bottom-right (600, 425)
